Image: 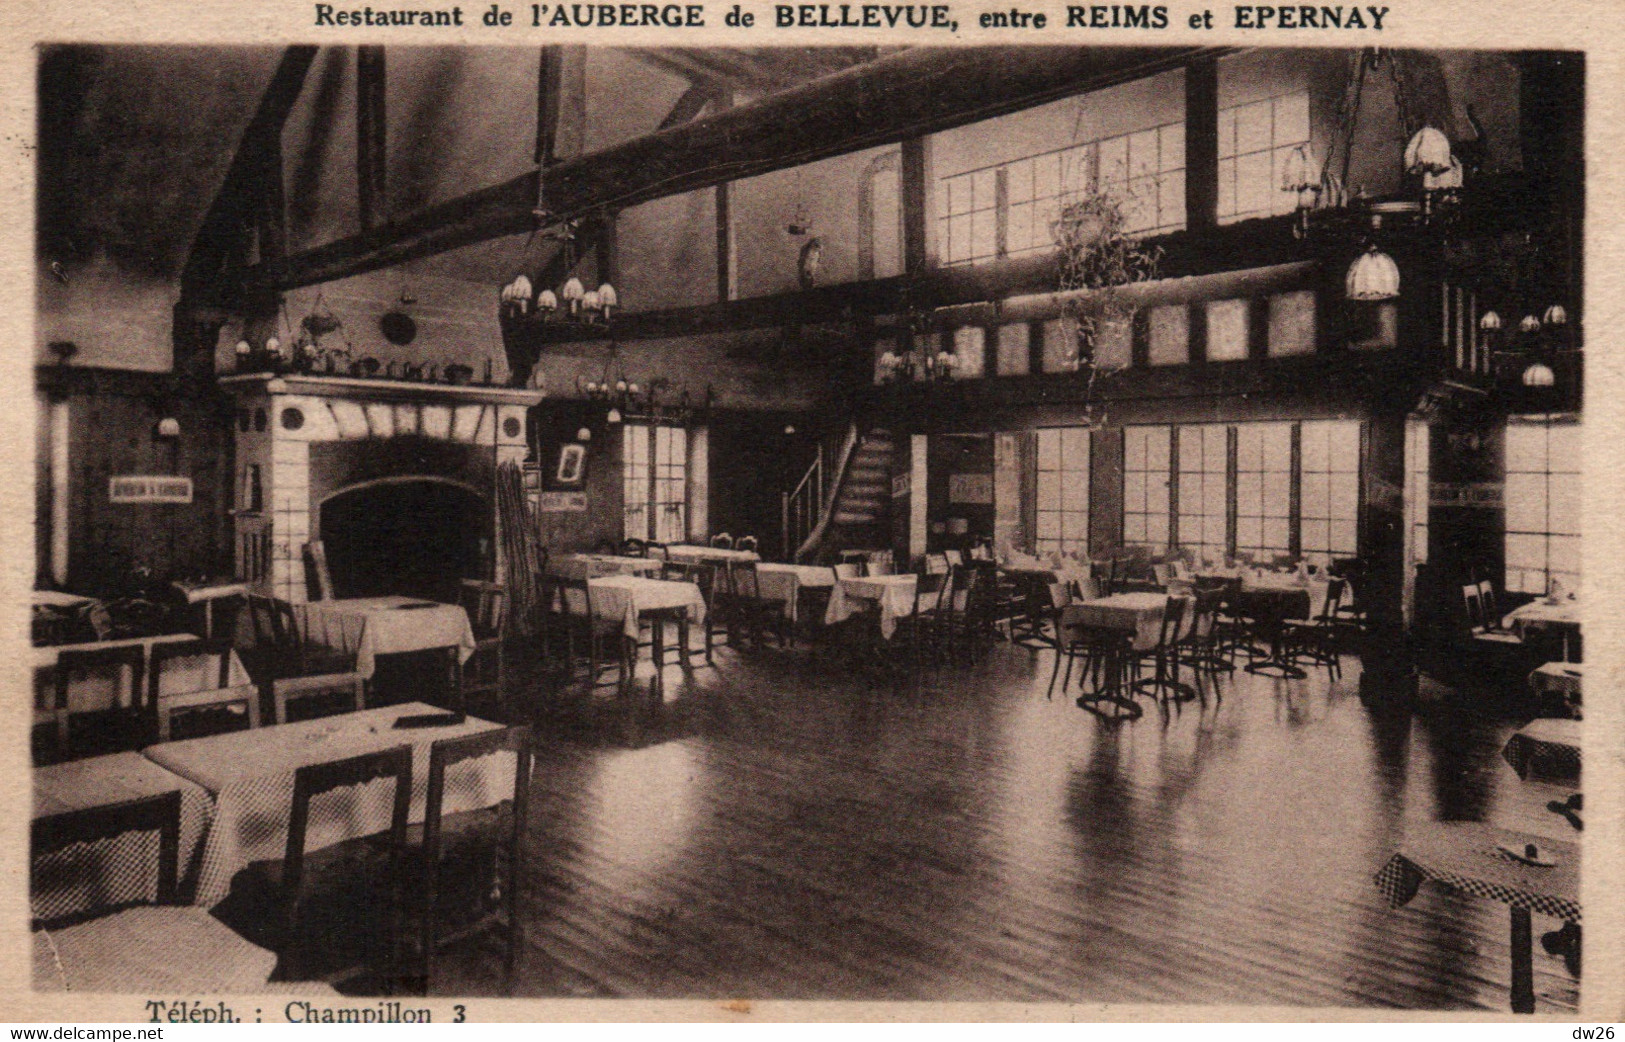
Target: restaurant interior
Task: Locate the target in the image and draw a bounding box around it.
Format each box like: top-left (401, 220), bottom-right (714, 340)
top-left (29, 43), bottom-right (1586, 1012)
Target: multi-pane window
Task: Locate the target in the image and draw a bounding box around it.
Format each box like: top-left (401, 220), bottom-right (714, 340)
top-left (939, 121), bottom-right (1185, 266)
top-left (1234, 422), bottom-right (1294, 557)
top-left (1405, 420), bottom-right (1429, 566)
top-left (1036, 427), bottom-right (1091, 555)
top-left (1298, 420), bottom-right (1361, 563)
top-left (1504, 418), bottom-right (1581, 595)
top-left (1217, 92), bottom-right (1310, 223)
top-left (623, 423), bottom-right (690, 544)
top-left (1122, 425), bottom-right (1172, 548)
top-left (1176, 425), bottom-right (1229, 558)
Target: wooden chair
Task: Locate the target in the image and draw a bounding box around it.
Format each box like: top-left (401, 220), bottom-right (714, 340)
top-left (32, 791), bottom-right (180, 928)
top-left (709, 533), bottom-right (734, 549)
top-left (39, 645), bottom-right (148, 761)
top-left (890, 568), bottom-right (951, 679)
top-left (833, 561), bottom-right (865, 580)
top-left (457, 580), bottom-right (507, 709)
top-left (149, 638), bottom-right (259, 741)
top-left (721, 561), bottom-right (788, 648)
top-left (558, 576), bottom-right (627, 686)
top-left (1283, 578), bottom-right (1346, 679)
top-left (619, 537), bottom-right (648, 558)
top-left (303, 541), bottom-right (335, 601)
top-left (245, 594), bottom-right (366, 725)
top-left (1131, 595), bottom-right (1197, 705)
top-left (402, 727), bottom-right (531, 993)
top-left (220, 747), bottom-right (413, 985)
top-left (735, 535), bottom-right (759, 555)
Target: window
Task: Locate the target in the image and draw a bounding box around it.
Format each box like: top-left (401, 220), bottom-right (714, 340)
top-left (1298, 420), bottom-right (1361, 565)
top-left (1504, 418), bottom-right (1580, 595)
top-left (1234, 422), bottom-right (1294, 557)
top-left (939, 121), bottom-right (1185, 266)
top-left (1036, 427), bottom-right (1090, 555)
top-left (1217, 92), bottom-right (1310, 224)
top-left (623, 423), bottom-right (690, 544)
top-left (1405, 420), bottom-right (1429, 567)
top-left (1176, 425), bottom-right (1228, 558)
top-left (1123, 425), bottom-right (1171, 548)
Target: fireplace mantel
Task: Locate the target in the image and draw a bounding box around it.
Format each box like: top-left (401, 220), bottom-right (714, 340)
top-left (219, 372), bottom-right (546, 408)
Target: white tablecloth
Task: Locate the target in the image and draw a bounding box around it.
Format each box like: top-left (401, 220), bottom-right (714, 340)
top-left (1506, 598), bottom-right (1582, 634)
top-left (825, 575), bottom-right (936, 640)
top-left (32, 634), bottom-right (248, 714)
top-left (755, 563), bottom-right (837, 623)
top-left (549, 554), bottom-right (664, 580)
top-left (32, 753), bottom-right (214, 920)
top-left (32, 591), bottom-right (96, 610)
top-left (665, 545), bottom-right (761, 565)
top-left (294, 596), bottom-right (475, 679)
top-left (1061, 592), bottom-right (1168, 650)
top-left (143, 703), bottom-right (514, 908)
top-left (583, 576), bottom-right (708, 640)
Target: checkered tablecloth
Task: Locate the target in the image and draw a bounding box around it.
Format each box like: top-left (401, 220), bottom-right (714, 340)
top-left (1503, 718), bottom-right (1581, 783)
top-left (294, 596), bottom-right (475, 679)
top-left (1374, 823), bottom-right (1579, 924)
top-left (1529, 662), bottom-right (1583, 701)
top-left (142, 704), bottom-right (516, 908)
top-left (33, 906), bottom-right (278, 993)
top-left (755, 564), bottom-right (836, 623)
top-left (32, 753), bottom-right (214, 922)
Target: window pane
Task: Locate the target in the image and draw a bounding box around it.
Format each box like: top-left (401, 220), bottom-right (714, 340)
top-left (1037, 469), bottom-right (1061, 511)
top-left (1038, 428), bottom-right (1060, 471)
top-left (1504, 473), bottom-right (1547, 532)
top-left (1038, 510), bottom-right (1060, 539)
top-left (1549, 480), bottom-right (1580, 535)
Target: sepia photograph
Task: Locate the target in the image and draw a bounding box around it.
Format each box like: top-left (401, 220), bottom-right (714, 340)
top-left (14, 24), bottom-right (1610, 1021)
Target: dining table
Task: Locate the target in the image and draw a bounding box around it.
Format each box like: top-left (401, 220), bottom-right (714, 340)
top-left (1056, 592), bottom-right (1169, 715)
top-left (548, 553), bottom-right (665, 580)
top-left (1503, 717), bottom-right (1581, 785)
top-left (1200, 571), bottom-right (1320, 678)
top-left (1375, 822), bottom-right (1579, 1013)
top-left (755, 563), bottom-right (837, 623)
top-left (32, 752), bottom-right (214, 920)
top-left (1529, 661), bottom-right (1583, 717)
top-left (293, 595), bottom-right (476, 680)
top-left (169, 578), bottom-right (251, 640)
top-left (583, 575), bottom-right (709, 694)
top-left (31, 633), bottom-right (250, 715)
top-left (142, 702), bottom-right (514, 908)
top-left (664, 544), bottom-right (762, 566)
top-left (824, 573), bottom-right (927, 640)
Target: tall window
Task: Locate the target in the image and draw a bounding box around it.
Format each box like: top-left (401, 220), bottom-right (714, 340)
top-left (623, 423), bottom-right (689, 544)
top-left (1123, 425), bottom-right (1172, 548)
top-left (939, 121), bottom-right (1186, 266)
top-left (1298, 420), bottom-right (1361, 559)
top-left (1234, 422), bottom-right (1294, 557)
top-left (1217, 92), bottom-right (1310, 224)
top-left (1036, 427), bottom-right (1090, 555)
top-left (1504, 418), bottom-right (1580, 595)
top-left (1177, 424), bottom-right (1229, 558)
top-left (1405, 420), bottom-right (1429, 567)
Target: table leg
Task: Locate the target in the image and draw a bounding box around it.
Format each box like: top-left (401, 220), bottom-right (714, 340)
top-left (649, 614), bottom-right (665, 700)
top-left (202, 600), bottom-right (214, 640)
top-left (1511, 904), bottom-right (1535, 1014)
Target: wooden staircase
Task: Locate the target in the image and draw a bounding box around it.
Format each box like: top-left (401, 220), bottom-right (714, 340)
top-left (785, 424), bottom-right (896, 563)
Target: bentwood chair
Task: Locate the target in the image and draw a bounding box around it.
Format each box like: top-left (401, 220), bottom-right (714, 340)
top-left (399, 726), bottom-right (531, 995)
top-left (1283, 578), bottom-right (1346, 679)
top-left (1131, 595), bottom-right (1197, 706)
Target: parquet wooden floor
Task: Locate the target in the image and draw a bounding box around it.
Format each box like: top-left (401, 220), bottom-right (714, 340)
top-left (430, 641), bottom-right (1580, 1012)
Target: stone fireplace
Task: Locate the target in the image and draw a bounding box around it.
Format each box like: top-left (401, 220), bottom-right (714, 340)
top-left (220, 374), bottom-right (544, 603)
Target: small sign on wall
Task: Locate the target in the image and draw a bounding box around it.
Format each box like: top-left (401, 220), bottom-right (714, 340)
top-left (892, 473), bottom-right (911, 498)
top-left (1430, 482), bottom-right (1503, 509)
top-left (109, 476), bottom-right (193, 504)
top-left (539, 491), bottom-right (588, 512)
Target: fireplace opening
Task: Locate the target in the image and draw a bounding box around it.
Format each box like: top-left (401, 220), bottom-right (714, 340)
top-left (319, 479), bottom-right (491, 603)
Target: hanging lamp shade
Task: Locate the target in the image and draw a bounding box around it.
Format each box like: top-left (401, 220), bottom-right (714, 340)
top-left (1478, 310), bottom-right (1502, 331)
top-left (1423, 155), bottom-right (1464, 192)
top-left (500, 274), bottom-right (533, 313)
top-left (1280, 143), bottom-right (1320, 194)
top-left (537, 288), bottom-right (558, 312)
top-left (1404, 127), bottom-right (1454, 175)
top-left (597, 283), bottom-right (618, 318)
top-left (606, 406), bottom-right (623, 424)
top-left (1519, 314), bottom-right (1542, 333)
top-left (1543, 304), bottom-right (1568, 327)
top-left (581, 289), bottom-right (602, 313)
top-left (561, 277), bottom-right (585, 301)
top-left (1521, 361), bottom-right (1556, 387)
top-left (1345, 246), bottom-right (1401, 301)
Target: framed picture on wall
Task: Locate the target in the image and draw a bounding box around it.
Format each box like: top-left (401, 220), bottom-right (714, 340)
top-left (545, 441), bottom-right (588, 490)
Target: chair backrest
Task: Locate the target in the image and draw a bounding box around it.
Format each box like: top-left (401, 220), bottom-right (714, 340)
top-left (867, 550), bottom-right (894, 576)
top-left (620, 538), bottom-right (648, 558)
top-left (425, 727), bottom-right (530, 874)
top-left (32, 790), bottom-right (181, 926)
top-left (944, 549), bottom-right (964, 567)
top-left (560, 576), bottom-right (594, 619)
top-left (56, 644), bottom-right (148, 715)
top-left (710, 533), bottom-right (734, 549)
top-left (303, 541), bottom-right (334, 601)
top-left (646, 542), bottom-right (670, 561)
top-left (833, 561), bottom-right (864, 580)
top-left (459, 580), bottom-right (507, 640)
top-left (730, 560), bottom-right (760, 599)
top-left (247, 593), bottom-right (280, 648)
top-left (1186, 589), bottom-right (1222, 642)
top-left (1319, 578), bottom-right (1347, 623)
top-left (1475, 579), bottom-right (1498, 619)
top-left (924, 553), bottom-right (950, 575)
top-left (1461, 583), bottom-right (1485, 631)
top-left (913, 568), bottom-right (949, 616)
top-left (284, 746), bottom-right (412, 912)
top-left (735, 535), bottom-right (759, 554)
top-left (1153, 595), bottom-right (1190, 649)
top-left (149, 637), bottom-right (233, 705)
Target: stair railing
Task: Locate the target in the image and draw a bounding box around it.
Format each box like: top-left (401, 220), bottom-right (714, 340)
top-left (789, 422), bottom-right (862, 563)
top-left (782, 441), bottom-right (825, 562)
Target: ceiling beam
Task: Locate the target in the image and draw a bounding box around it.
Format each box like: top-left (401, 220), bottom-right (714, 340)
top-left (181, 44), bottom-right (318, 303)
top-left (658, 83), bottom-right (716, 130)
top-left (250, 45), bottom-right (1231, 294)
top-left (356, 46), bottom-right (387, 230)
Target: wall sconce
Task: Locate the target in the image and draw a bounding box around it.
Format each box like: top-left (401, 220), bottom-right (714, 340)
top-left (154, 417), bottom-right (181, 440)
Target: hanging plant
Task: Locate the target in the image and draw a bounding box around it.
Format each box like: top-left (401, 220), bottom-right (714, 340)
top-left (1052, 185), bottom-right (1162, 389)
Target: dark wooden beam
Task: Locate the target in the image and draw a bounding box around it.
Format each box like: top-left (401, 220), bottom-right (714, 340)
top-left (1185, 56), bottom-right (1219, 232)
top-left (595, 211), bottom-right (618, 287)
top-left (658, 83), bottom-right (715, 130)
top-left (714, 87), bottom-right (737, 302)
top-left (901, 136), bottom-right (932, 276)
top-left (536, 45), bottom-right (563, 166)
top-left (180, 45), bottom-right (318, 302)
top-left (356, 46), bottom-right (387, 231)
top-left (253, 45), bottom-right (1231, 293)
